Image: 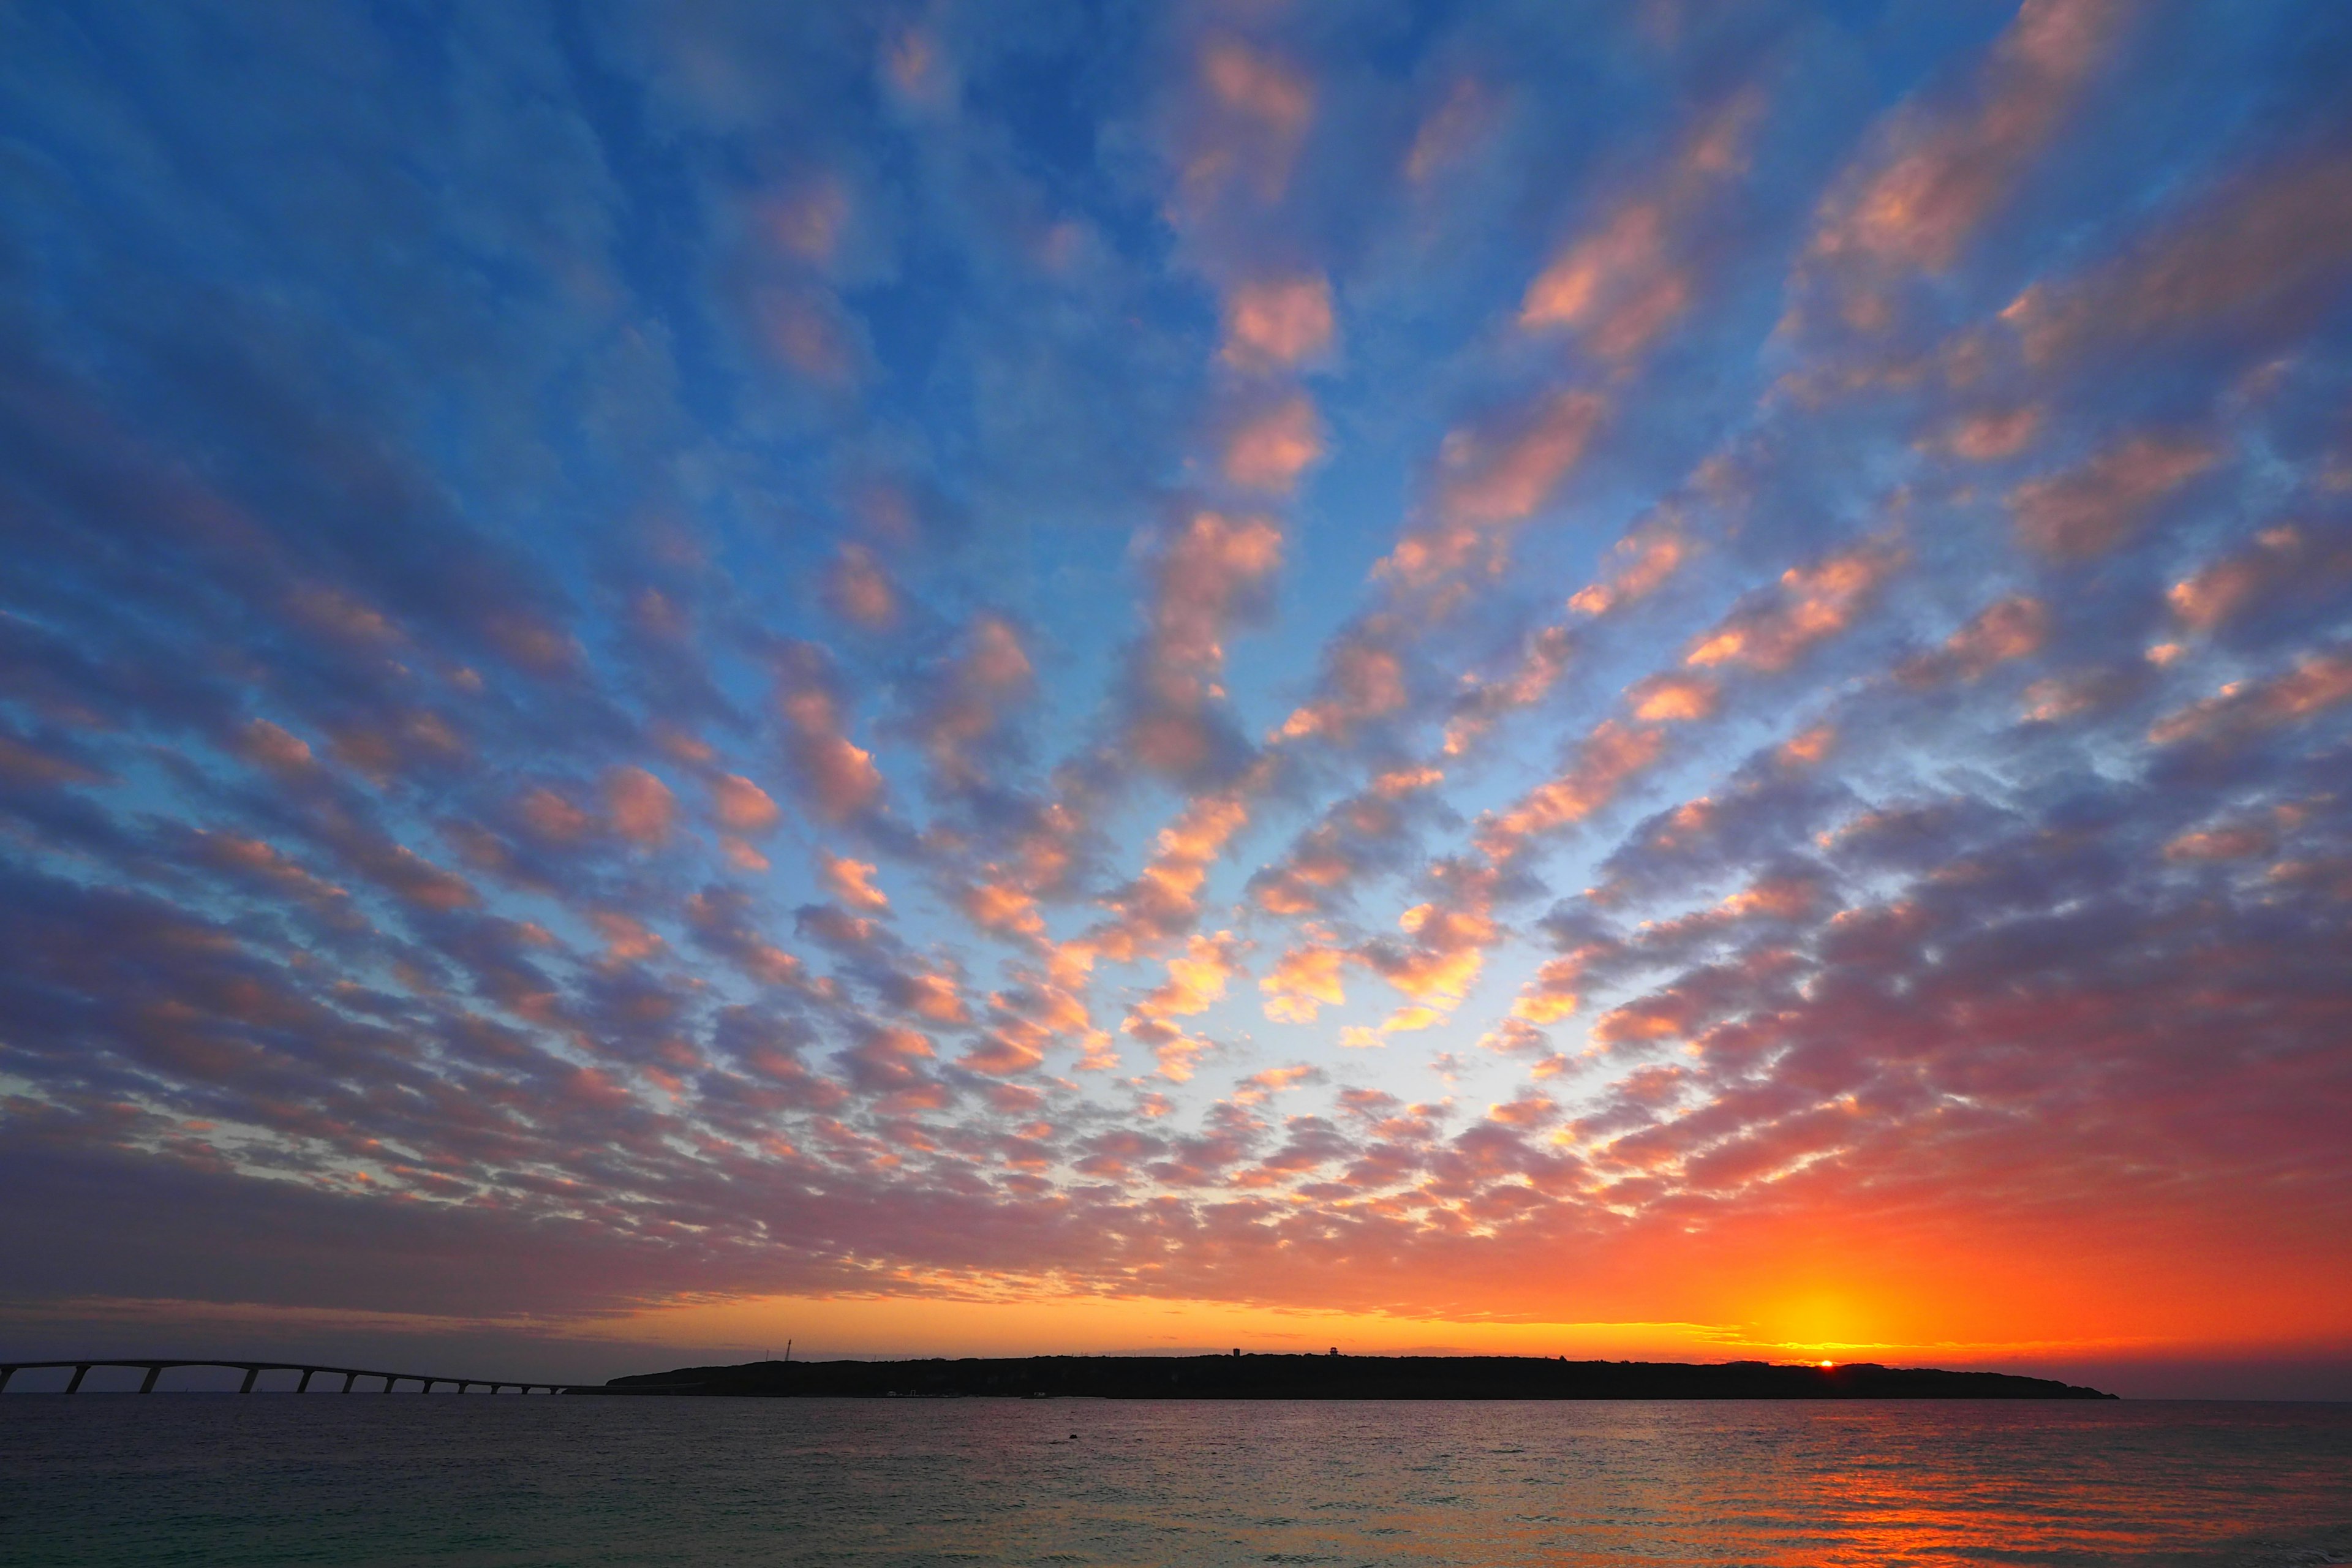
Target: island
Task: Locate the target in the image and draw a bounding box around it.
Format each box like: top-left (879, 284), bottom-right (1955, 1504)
top-left (589, 1354), bottom-right (2116, 1400)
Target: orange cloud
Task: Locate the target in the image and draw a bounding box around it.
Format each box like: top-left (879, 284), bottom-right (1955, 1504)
top-left (1128, 930), bottom-right (1241, 1031)
top-left (1260, 943), bottom-right (1349, 1025)
top-left (1092, 788), bottom-right (1258, 964)
top-left (1512, 952), bottom-right (1596, 1025)
top-left (917, 614), bottom-right (1035, 788)
top-left (1569, 520), bottom-right (1691, 618)
top-left (1477, 720), bottom-right (1666, 862)
top-left (1627, 672), bottom-right (1719, 723)
top-left (765, 175), bottom-right (849, 266)
top-left (590, 911), bottom-right (665, 964)
top-left (1685, 535), bottom-right (1907, 672)
top-left (818, 852), bottom-right (889, 913)
top-left (1358, 865), bottom-right (1501, 1011)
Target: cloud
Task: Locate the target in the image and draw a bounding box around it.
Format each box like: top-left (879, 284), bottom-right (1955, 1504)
top-left (1221, 276), bottom-right (1335, 371)
top-left (1683, 534), bottom-right (1907, 672)
top-left (1520, 90), bottom-right (1761, 362)
top-left (1811, 0), bottom-right (2125, 276)
top-left (1221, 393), bottom-right (1325, 492)
top-left (1477, 721), bottom-right (1666, 862)
top-left (2168, 524), bottom-right (2352, 636)
top-left (2149, 646), bottom-right (2352, 749)
top-left (2008, 434), bottom-right (2216, 560)
top-left (1276, 627), bottom-right (1408, 742)
top-left (2005, 148), bottom-right (2352, 364)
top-left (818, 851), bottom-right (891, 912)
top-left (1260, 941), bottom-right (1350, 1025)
top-left (823, 543), bottom-right (900, 628)
top-left (771, 643), bottom-right (886, 823)
top-left (1897, 595), bottom-right (2050, 687)
top-left (709, 774), bottom-right (782, 834)
top-left (1123, 512), bottom-right (1283, 781)
top-left (1385, 391), bottom-right (1606, 590)
top-left (1627, 671), bottom-right (1719, 723)
top-left (605, 766), bottom-right (677, 846)
top-left (1179, 39), bottom-right (1314, 211)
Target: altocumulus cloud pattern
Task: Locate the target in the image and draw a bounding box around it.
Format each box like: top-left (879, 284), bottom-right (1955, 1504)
top-left (1, 0), bottom-right (2349, 1363)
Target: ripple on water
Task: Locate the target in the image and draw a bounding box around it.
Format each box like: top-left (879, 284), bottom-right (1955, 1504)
top-left (0, 1396), bottom-right (2346, 1567)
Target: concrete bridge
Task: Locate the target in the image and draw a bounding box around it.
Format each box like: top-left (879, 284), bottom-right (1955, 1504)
top-left (0, 1360), bottom-right (588, 1394)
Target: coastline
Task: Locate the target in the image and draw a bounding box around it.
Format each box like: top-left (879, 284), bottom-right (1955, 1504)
top-left (592, 1353), bottom-right (2118, 1400)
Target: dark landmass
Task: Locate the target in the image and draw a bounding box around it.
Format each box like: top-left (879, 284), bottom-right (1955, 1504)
top-left (595, 1354), bottom-right (2116, 1400)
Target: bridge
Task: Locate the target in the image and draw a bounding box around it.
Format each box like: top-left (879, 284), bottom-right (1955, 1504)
top-left (0, 1359), bottom-right (589, 1395)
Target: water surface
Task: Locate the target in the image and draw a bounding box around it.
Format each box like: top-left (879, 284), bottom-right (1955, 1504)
top-left (3, 1396), bottom-right (2347, 1566)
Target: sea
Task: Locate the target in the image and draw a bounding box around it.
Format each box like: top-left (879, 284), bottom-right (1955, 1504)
top-left (1, 1395), bottom-right (2347, 1567)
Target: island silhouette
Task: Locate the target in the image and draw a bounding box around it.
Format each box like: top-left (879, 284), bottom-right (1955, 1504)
top-left (592, 1354), bottom-right (2116, 1400)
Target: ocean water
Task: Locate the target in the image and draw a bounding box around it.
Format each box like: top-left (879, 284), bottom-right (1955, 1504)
top-left (1, 1395), bottom-right (2346, 1567)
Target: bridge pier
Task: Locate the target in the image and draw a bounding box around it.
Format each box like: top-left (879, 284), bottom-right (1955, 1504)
top-left (342, 1371), bottom-right (356, 1392)
top-left (0, 1367), bottom-right (14, 1394)
top-left (239, 1367), bottom-right (258, 1393)
top-left (140, 1366), bottom-right (160, 1393)
top-left (66, 1364), bottom-right (89, 1393)
top-left (382, 1374), bottom-right (397, 1392)
top-left (296, 1368), bottom-right (314, 1393)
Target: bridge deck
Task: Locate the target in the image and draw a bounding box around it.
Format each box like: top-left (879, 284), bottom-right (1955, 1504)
top-left (0, 1360), bottom-right (586, 1394)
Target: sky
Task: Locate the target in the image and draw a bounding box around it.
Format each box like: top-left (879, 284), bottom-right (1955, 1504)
top-left (2, 0), bottom-right (2350, 1397)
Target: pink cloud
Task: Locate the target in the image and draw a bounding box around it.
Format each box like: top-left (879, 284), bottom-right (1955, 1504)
top-left (1221, 393), bottom-right (1325, 492)
top-left (709, 774), bottom-right (782, 835)
top-left (1385, 391), bottom-right (1605, 591)
top-left (2006, 149), bottom-right (2352, 363)
top-left (1518, 91), bottom-right (1761, 362)
top-left (774, 646), bottom-right (886, 822)
top-left (2009, 434), bottom-right (2217, 561)
top-left (1897, 595), bottom-right (2050, 687)
top-left (1221, 276), bottom-right (1334, 371)
top-left (605, 766), bottom-right (678, 846)
top-left (2149, 646), bottom-right (2352, 748)
top-left (1808, 0), bottom-right (2126, 277)
top-left (824, 543), bottom-right (900, 629)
